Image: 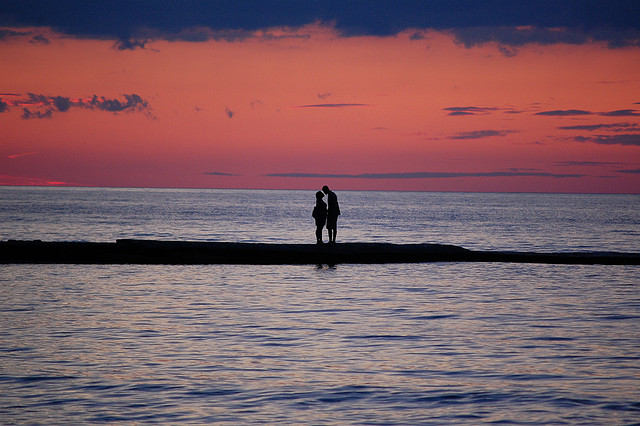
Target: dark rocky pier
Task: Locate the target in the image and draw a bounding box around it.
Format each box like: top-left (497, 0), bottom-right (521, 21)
top-left (2, 239), bottom-right (639, 265)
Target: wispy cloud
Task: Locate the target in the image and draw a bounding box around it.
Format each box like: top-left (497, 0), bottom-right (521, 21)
top-left (554, 161), bottom-right (627, 167)
top-left (599, 109), bottom-right (640, 117)
top-left (0, 28), bottom-right (30, 40)
top-left (535, 110), bottom-right (592, 116)
top-left (0, 93), bottom-right (153, 119)
top-left (558, 122), bottom-right (640, 132)
top-left (538, 109), bottom-right (640, 117)
top-left (294, 103), bottom-right (371, 109)
top-left (110, 27), bottom-right (312, 50)
top-left (0, 174), bottom-right (68, 186)
top-left (443, 106), bottom-right (526, 116)
top-left (449, 25), bottom-right (640, 52)
top-left (0, 27), bottom-right (52, 45)
top-left (7, 151), bottom-right (37, 159)
top-left (450, 129), bottom-right (517, 140)
top-left (204, 171), bottom-right (237, 176)
top-left (574, 134), bottom-right (640, 146)
top-left (443, 106), bottom-right (498, 116)
top-left (266, 171), bottom-right (583, 179)
top-left (30, 34), bottom-right (50, 45)
top-left (618, 168), bottom-right (640, 174)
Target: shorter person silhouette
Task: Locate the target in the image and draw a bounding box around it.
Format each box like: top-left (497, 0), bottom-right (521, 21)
top-left (312, 190), bottom-right (327, 244)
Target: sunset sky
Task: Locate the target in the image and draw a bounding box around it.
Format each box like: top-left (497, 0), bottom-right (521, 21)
top-left (2, 1), bottom-right (639, 192)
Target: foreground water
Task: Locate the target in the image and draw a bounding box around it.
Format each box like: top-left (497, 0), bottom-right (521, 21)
top-left (1, 187), bottom-right (639, 424)
top-left (2, 263), bottom-right (639, 424)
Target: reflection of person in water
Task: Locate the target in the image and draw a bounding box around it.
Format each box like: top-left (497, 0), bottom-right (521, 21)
top-left (322, 185), bottom-right (340, 243)
top-left (312, 190), bottom-right (327, 244)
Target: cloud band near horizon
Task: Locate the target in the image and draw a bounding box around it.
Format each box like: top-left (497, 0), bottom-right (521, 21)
top-left (266, 171), bottom-right (584, 179)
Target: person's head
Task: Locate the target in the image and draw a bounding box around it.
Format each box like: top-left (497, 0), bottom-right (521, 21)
top-left (316, 191), bottom-right (324, 200)
top-left (322, 185), bottom-right (330, 194)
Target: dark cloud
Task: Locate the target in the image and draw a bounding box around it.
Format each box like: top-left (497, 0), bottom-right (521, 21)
top-left (558, 122), bottom-right (640, 132)
top-left (317, 92), bottom-right (331, 99)
top-left (450, 129), bottom-right (516, 140)
top-left (497, 45), bottom-right (519, 57)
top-left (52, 96), bottom-right (72, 112)
top-left (574, 134), bottom-right (640, 146)
top-left (618, 168), bottom-right (640, 174)
top-left (113, 38), bottom-right (149, 50)
top-left (599, 109), bottom-right (640, 117)
top-left (22, 108), bottom-right (53, 120)
top-left (535, 110), bottom-right (592, 116)
top-left (3, 0), bottom-right (638, 48)
top-left (266, 171), bottom-right (583, 179)
top-left (2, 93), bottom-right (152, 119)
top-left (295, 103), bottom-right (371, 108)
top-left (88, 94), bottom-right (150, 113)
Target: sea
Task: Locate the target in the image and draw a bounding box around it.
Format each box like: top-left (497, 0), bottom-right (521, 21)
top-left (1, 186), bottom-right (639, 424)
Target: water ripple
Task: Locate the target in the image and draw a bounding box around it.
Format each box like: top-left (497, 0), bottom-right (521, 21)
top-left (1, 263), bottom-right (639, 424)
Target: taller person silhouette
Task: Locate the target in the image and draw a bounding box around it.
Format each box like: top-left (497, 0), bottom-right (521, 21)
top-left (322, 185), bottom-right (340, 243)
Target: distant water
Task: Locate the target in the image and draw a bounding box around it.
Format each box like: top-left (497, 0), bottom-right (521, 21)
top-left (1, 187), bottom-right (639, 424)
top-left (1, 186), bottom-right (639, 251)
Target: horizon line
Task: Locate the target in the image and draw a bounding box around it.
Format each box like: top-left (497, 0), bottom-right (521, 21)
top-left (0, 183), bottom-right (638, 195)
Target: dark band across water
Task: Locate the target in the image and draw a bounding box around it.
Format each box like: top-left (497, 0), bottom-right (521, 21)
top-left (2, 239), bottom-right (639, 265)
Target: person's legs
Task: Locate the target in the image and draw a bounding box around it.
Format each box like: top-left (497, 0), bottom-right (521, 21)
top-left (316, 225), bottom-right (323, 243)
top-left (326, 215), bottom-right (338, 242)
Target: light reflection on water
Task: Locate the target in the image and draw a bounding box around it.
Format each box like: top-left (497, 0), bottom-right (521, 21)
top-left (1, 263), bottom-right (639, 424)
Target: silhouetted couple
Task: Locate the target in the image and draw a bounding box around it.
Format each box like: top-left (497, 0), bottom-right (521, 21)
top-left (312, 185), bottom-right (340, 244)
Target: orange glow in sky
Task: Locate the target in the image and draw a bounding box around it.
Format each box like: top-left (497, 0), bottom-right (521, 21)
top-left (1, 24), bottom-right (639, 192)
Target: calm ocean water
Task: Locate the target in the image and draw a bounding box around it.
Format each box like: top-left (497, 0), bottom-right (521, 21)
top-left (1, 187), bottom-right (639, 424)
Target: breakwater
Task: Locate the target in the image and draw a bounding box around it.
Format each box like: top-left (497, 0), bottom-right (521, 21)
top-left (2, 239), bottom-right (639, 265)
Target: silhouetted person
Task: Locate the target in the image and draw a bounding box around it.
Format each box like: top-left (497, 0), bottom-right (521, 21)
top-left (312, 190), bottom-right (327, 244)
top-left (322, 185), bottom-right (340, 243)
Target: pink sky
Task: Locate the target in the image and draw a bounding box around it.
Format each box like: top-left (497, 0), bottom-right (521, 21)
top-left (1, 24), bottom-right (639, 192)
